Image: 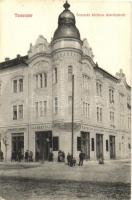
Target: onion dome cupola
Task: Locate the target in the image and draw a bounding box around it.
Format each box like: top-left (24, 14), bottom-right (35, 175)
top-left (53, 1), bottom-right (80, 41)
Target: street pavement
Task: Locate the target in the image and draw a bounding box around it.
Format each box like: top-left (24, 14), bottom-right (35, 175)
top-left (0, 159), bottom-right (131, 200)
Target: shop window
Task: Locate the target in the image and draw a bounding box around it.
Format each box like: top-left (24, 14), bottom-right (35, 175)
top-left (53, 137), bottom-right (59, 151)
top-left (77, 137), bottom-right (81, 151)
top-left (91, 138), bottom-right (94, 151)
top-left (106, 140), bottom-right (109, 151)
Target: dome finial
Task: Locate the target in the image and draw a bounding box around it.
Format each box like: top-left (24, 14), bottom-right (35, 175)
top-left (63, 1), bottom-right (70, 10)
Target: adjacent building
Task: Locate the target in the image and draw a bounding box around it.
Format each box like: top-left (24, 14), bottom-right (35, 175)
top-left (0, 1), bottom-right (131, 161)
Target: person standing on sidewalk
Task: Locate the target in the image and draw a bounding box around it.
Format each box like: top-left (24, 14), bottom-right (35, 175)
top-left (79, 150), bottom-right (85, 166)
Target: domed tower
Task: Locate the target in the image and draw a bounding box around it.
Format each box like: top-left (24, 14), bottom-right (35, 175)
top-left (53, 1), bottom-right (80, 41)
top-left (51, 1), bottom-right (82, 156)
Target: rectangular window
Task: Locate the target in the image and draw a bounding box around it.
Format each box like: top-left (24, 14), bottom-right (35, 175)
top-left (83, 102), bottom-right (85, 116)
top-left (19, 79), bottom-right (23, 92)
top-left (109, 88), bottom-right (114, 103)
top-left (86, 103), bottom-right (89, 118)
top-left (44, 101), bottom-right (47, 115)
top-left (100, 108), bottom-right (102, 122)
top-left (36, 74), bottom-right (38, 88)
top-left (40, 74), bottom-right (43, 88)
top-left (97, 107), bottom-right (102, 122)
top-left (35, 102), bottom-right (39, 117)
top-left (91, 138), bottom-right (94, 151)
top-left (53, 68), bottom-right (57, 84)
top-left (97, 107), bottom-right (99, 122)
top-left (13, 105), bottom-right (17, 120)
top-left (96, 81), bottom-right (102, 96)
top-left (77, 137), bottom-right (81, 151)
top-left (54, 97), bottom-right (58, 114)
top-left (44, 73), bottom-right (47, 87)
top-left (68, 66), bottom-right (72, 81)
top-left (40, 101), bottom-right (43, 117)
top-left (18, 105), bottom-right (23, 119)
top-left (110, 111), bottom-right (114, 125)
top-left (53, 137), bottom-right (59, 151)
top-left (106, 140), bottom-right (109, 151)
top-left (13, 80), bottom-right (17, 93)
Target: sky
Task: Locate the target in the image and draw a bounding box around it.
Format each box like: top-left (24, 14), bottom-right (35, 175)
top-left (0, 0), bottom-right (131, 84)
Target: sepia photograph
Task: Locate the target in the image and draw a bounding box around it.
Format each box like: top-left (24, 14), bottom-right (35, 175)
top-left (0, 0), bottom-right (131, 199)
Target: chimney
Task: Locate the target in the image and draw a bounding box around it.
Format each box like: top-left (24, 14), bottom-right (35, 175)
top-left (5, 57), bottom-right (10, 61)
top-left (17, 54), bottom-right (21, 59)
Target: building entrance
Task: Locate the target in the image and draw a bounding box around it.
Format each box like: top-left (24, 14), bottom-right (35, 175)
top-left (109, 135), bottom-right (116, 159)
top-left (81, 132), bottom-right (90, 160)
top-left (35, 131), bottom-right (52, 161)
top-left (12, 133), bottom-right (24, 161)
top-left (96, 134), bottom-right (103, 160)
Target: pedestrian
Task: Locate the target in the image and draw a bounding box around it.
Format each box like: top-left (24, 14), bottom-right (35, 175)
top-left (62, 151), bottom-right (65, 162)
top-left (72, 157), bottom-right (76, 166)
top-left (69, 154), bottom-right (73, 167)
top-left (67, 153), bottom-right (71, 166)
top-left (0, 150), bottom-right (4, 162)
top-left (18, 150), bottom-right (22, 162)
top-left (98, 153), bottom-right (104, 164)
top-left (29, 151), bottom-right (33, 162)
top-left (25, 150), bottom-right (29, 162)
top-left (79, 150), bottom-right (84, 166)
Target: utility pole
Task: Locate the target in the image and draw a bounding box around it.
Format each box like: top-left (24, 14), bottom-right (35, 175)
top-left (71, 74), bottom-right (74, 156)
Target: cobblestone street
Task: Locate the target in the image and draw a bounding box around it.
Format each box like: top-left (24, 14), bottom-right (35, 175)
top-left (0, 159), bottom-right (130, 200)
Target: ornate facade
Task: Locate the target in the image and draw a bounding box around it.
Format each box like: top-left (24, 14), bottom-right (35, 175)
top-left (0, 2), bottom-right (131, 161)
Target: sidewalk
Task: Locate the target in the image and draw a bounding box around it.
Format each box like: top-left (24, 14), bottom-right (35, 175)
top-left (0, 159), bottom-right (130, 183)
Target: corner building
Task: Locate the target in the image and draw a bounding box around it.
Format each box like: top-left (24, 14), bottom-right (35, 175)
top-left (0, 2), bottom-right (131, 161)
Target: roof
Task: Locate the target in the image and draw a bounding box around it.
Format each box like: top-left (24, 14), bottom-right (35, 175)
top-left (95, 63), bottom-right (131, 89)
top-left (0, 55), bottom-right (28, 70)
top-left (95, 63), bottom-right (119, 82)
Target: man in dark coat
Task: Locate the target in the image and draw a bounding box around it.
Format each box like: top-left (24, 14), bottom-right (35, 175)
top-left (79, 150), bottom-right (85, 166)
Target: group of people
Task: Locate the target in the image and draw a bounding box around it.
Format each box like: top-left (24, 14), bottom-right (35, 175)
top-left (11, 151), bottom-right (24, 162)
top-left (24, 150), bottom-right (33, 162)
top-left (11, 150), bottom-right (33, 162)
top-left (1, 148), bottom-right (85, 164)
top-left (67, 150), bottom-right (85, 167)
top-left (57, 150), bottom-right (85, 167)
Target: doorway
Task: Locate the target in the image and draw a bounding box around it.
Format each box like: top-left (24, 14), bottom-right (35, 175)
top-left (96, 134), bottom-right (103, 160)
top-left (81, 132), bottom-right (90, 160)
top-left (109, 135), bottom-right (116, 159)
top-left (12, 133), bottom-right (24, 160)
top-left (35, 131), bottom-right (52, 161)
